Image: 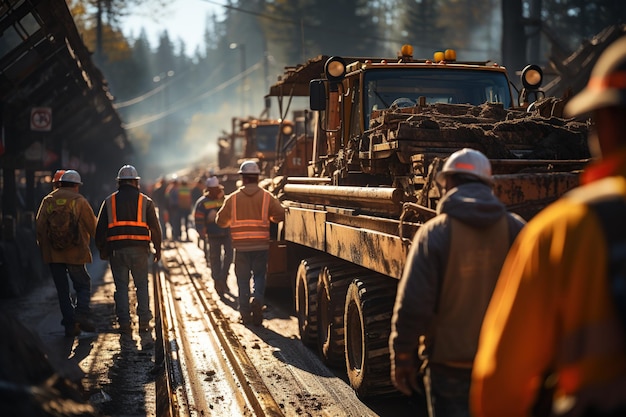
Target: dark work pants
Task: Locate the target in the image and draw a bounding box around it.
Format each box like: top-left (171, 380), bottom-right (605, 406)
top-left (49, 263), bottom-right (92, 327)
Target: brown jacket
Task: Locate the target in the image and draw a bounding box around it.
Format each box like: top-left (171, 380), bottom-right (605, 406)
top-left (35, 187), bottom-right (97, 264)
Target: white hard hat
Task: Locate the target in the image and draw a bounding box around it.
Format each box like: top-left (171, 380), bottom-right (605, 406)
top-left (238, 160), bottom-right (260, 175)
top-left (60, 169), bottom-right (82, 185)
top-left (436, 148), bottom-right (493, 185)
top-left (117, 164), bottom-right (140, 180)
top-left (205, 176), bottom-right (220, 188)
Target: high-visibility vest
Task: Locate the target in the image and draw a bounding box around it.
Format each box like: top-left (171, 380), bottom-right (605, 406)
top-left (230, 192), bottom-right (270, 243)
top-left (178, 186), bottom-right (192, 209)
top-left (105, 192), bottom-right (151, 242)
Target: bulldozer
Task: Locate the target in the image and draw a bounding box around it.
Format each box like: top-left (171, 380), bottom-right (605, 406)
top-left (264, 44), bottom-right (590, 397)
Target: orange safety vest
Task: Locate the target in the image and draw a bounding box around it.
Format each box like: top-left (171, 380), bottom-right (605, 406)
top-left (105, 192), bottom-right (151, 242)
top-left (230, 192), bottom-right (270, 243)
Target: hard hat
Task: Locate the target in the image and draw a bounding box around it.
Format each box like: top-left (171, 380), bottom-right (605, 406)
top-left (60, 169), bottom-right (83, 185)
top-left (565, 36), bottom-right (626, 117)
top-left (117, 164), bottom-right (140, 180)
top-left (205, 176), bottom-right (220, 188)
top-left (436, 148), bottom-right (493, 185)
top-left (391, 97), bottom-right (415, 108)
top-left (238, 160), bottom-right (260, 175)
top-left (52, 169), bottom-right (66, 183)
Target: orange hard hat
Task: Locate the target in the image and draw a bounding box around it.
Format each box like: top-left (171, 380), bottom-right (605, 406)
top-left (52, 169), bottom-right (66, 183)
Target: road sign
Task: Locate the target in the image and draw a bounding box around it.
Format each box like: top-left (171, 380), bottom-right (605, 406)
top-left (30, 107), bottom-right (52, 131)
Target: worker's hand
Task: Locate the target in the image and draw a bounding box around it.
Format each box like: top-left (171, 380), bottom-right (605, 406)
top-left (391, 353), bottom-right (421, 396)
top-left (154, 249), bottom-right (161, 263)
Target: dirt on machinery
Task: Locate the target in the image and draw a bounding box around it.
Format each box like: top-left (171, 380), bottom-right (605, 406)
top-left (369, 99), bottom-right (590, 161)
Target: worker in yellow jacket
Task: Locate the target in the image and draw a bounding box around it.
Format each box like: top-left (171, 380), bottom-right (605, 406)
top-left (471, 36), bottom-right (626, 417)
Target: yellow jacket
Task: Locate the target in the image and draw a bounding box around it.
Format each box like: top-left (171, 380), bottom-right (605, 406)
top-left (36, 187), bottom-right (97, 265)
top-left (471, 150), bottom-right (626, 417)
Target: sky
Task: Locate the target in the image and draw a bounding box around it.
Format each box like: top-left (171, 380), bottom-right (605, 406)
top-left (121, 0), bottom-right (224, 55)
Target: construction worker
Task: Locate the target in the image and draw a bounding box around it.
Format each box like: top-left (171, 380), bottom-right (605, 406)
top-left (193, 176), bottom-right (233, 296)
top-left (95, 165), bottom-right (162, 335)
top-left (389, 148), bottom-right (525, 416)
top-left (177, 177), bottom-right (193, 241)
top-left (215, 160), bottom-right (285, 326)
top-left (36, 169), bottom-right (97, 337)
top-left (165, 177), bottom-right (181, 241)
top-left (471, 36), bottom-right (626, 417)
top-left (151, 176), bottom-right (169, 240)
top-left (52, 169), bottom-right (65, 190)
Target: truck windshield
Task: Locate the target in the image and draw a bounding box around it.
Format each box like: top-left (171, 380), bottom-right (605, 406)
top-left (254, 125), bottom-right (279, 152)
top-left (363, 68), bottom-right (512, 127)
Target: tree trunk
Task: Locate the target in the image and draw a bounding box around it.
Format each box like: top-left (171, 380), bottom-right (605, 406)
top-left (501, 0), bottom-right (526, 81)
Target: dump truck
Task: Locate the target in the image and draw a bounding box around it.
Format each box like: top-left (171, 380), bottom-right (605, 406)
top-left (264, 45), bottom-right (590, 397)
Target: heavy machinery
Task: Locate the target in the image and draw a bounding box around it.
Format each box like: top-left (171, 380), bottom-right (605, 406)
top-left (265, 45), bottom-right (590, 398)
top-left (217, 116), bottom-right (295, 192)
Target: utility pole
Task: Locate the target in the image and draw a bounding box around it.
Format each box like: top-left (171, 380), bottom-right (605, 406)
top-left (230, 43), bottom-right (246, 116)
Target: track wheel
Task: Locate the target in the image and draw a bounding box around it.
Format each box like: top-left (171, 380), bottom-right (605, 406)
top-left (344, 276), bottom-right (399, 398)
top-left (294, 258), bottom-right (325, 347)
top-left (316, 265), bottom-right (353, 367)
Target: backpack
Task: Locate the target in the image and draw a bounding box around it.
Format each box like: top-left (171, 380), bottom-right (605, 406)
top-left (46, 198), bottom-right (79, 250)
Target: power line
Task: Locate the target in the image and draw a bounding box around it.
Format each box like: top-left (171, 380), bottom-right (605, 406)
top-left (114, 83), bottom-right (165, 108)
top-left (122, 60), bottom-right (263, 129)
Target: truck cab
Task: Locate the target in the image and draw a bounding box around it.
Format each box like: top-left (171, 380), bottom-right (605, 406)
top-left (307, 46), bottom-right (545, 185)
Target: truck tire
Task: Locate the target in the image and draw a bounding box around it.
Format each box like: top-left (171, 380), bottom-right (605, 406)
top-left (316, 265), bottom-right (353, 367)
top-left (294, 258), bottom-right (325, 347)
top-left (344, 276), bottom-right (398, 398)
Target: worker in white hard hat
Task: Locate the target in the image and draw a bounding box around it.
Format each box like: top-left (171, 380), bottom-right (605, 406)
top-left (215, 160), bottom-right (285, 325)
top-left (193, 176), bottom-right (233, 296)
top-left (472, 36), bottom-right (626, 417)
top-left (95, 164), bottom-right (162, 336)
top-left (389, 148), bottom-right (526, 416)
top-left (35, 169), bottom-right (98, 337)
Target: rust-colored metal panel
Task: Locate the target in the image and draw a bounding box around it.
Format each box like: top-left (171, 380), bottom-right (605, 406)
top-left (285, 206), bottom-right (327, 251)
top-left (493, 172), bottom-right (581, 219)
top-left (267, 240), bottom-right (289, 288)
top-left (325, 222), bottom-right (409, 279)
top-left (268, 240), bottom-right (287, 274)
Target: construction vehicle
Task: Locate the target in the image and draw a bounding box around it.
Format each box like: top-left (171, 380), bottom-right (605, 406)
top-left (265, 45), bottom-right (590, 398)
top-left (217, 116), bottom-right (295, 193)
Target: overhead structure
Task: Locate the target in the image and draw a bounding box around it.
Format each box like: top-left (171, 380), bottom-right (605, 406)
top-left (0, 0), bottom-right (131, 217)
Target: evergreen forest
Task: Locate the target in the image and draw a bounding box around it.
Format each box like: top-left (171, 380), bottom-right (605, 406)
top-left (68, 0), bottom-right (626, 180)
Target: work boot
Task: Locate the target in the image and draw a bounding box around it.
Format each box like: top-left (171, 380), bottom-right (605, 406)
top-left (250, 297), bottom-right (263, 326)
top-left (75, 314), bottom-right (96, 332)
top-left (239, 312), bottom-right (253, 325)
top-left (65, 323), bottom-right (81, 338)
top-left (214, 280), bottom-right (227, 296)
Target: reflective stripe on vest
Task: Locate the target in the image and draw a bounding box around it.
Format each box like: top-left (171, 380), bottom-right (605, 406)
top-left (105, 192), bottom-right (151, 242)
top-left (230, 192), bottom-right (270, 242)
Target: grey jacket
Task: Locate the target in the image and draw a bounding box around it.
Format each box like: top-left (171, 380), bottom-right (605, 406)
top-left (390, 182), bottom-right (526, 365)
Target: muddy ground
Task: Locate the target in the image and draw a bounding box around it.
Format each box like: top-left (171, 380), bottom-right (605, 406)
top-left (0, 237), bottom-right (425, 416)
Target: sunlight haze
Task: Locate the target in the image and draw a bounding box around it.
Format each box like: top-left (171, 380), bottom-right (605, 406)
top-left (121, 0), bottom-right (224, 55)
